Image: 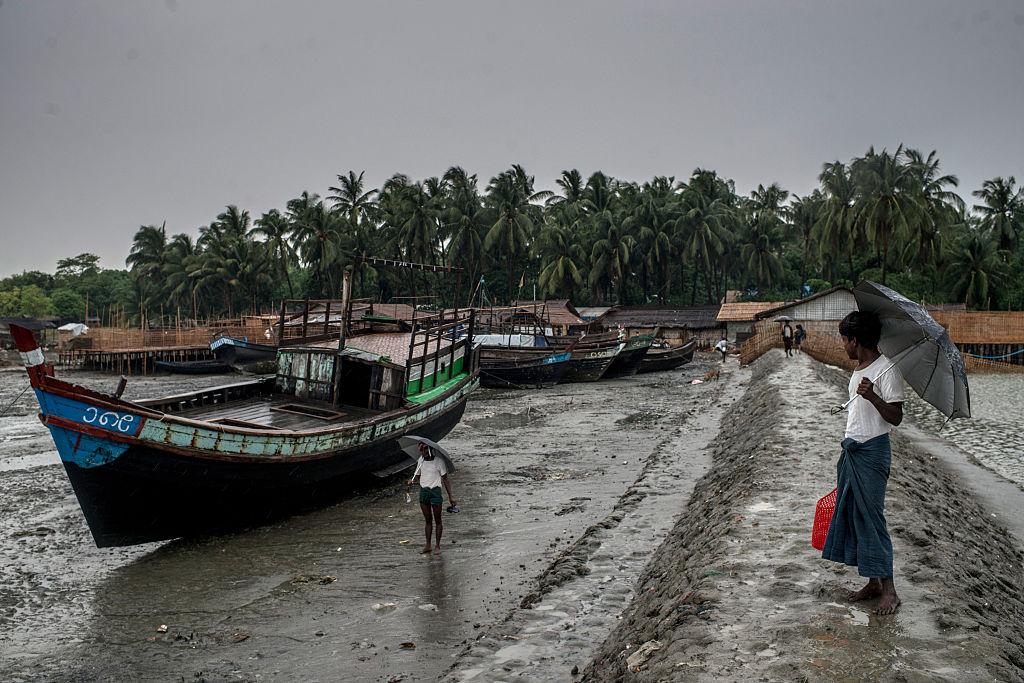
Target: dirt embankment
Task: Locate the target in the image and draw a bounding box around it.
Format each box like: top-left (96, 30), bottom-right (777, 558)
top-left (584, 351), bottom-right (1024, 682)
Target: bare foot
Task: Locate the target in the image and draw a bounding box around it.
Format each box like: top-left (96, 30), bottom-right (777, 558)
top-left (421, 545), bottom-right (432, 554)
top-left (875, 591), bottom-right (901, 615)
top-left (432, 546), bottom-right (442, 555)
top-left (847, 579), bottom-right (882, 602)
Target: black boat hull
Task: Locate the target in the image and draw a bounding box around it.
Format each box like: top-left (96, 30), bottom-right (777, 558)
top-left (479, 357), bottom-right (570, 389)
top-left (560, 349), bottom-right (618, 383)
top-left (59, 395), bottom-right (469, 547)
top-left (603, 346), bottom-right (649, 378)
top-left (637, 344), bottom-right (695, 374)
top-left (211, 339), bottom-right (277, 364)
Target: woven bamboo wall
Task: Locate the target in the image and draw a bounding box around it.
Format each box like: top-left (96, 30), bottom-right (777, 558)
top-left (930, 311), bottom-right (1024, 344)
top-left (740, 318), bottom-right (1024, 374)
top-left (70, 323), bottom-right (273, 351)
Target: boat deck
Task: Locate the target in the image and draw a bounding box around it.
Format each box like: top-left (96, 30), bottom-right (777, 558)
top-left (177, 396), bottom-right (379, 431)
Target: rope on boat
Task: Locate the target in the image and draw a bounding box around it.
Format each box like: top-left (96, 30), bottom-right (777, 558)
top-left (0, 384), bottom-right (31, 418)
top-left (965, 347), bottom-right (1024, 360)
top-left (478, 369), bottom-right (541, 391)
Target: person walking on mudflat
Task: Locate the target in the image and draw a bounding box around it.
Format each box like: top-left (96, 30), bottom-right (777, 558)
top-left (408, 441), bottom-right (457, 554)
top-left (822, 311), bottom-right (905, 614)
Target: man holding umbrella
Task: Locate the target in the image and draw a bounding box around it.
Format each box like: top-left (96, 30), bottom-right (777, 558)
top-left (406, 440), bottom-right (458, 554)
top-left (822, 282), bottom-right (971, 616)
top-left (823, 310), bottom-right (905, 614)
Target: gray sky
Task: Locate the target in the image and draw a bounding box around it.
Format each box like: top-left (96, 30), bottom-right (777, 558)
top-left (2, 0), bottom-right (1023, 277)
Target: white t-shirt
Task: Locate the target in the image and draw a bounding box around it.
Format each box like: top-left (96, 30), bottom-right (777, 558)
top-left (414, 456), bottom-right (448, 489)
top-left (845, 354), bottom-right (906, 443)
top-left (715, 340), bottom-right (728, 352)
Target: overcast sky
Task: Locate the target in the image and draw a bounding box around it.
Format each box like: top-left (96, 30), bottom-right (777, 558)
top-left (1, 0), bottom-right (1022, 277)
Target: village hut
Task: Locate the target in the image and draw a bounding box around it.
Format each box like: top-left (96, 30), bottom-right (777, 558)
top-left (511, 300), bottom-right (589, 335)
top-left (599, 306), bottom-right (723, 348)
top-left (716, 301), bottom-right (786, 344)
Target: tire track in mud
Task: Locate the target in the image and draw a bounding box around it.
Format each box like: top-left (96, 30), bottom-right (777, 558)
top-left (443, 362), bottom-right (747, 682)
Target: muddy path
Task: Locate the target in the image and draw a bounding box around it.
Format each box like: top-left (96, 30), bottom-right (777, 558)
top-left (0, 358), bottom-right (724, 682)
top-left (584, 351), bottom-right (1024, 682)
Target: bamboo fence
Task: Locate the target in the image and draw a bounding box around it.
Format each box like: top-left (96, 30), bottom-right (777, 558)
top-left (740, 312), bottom-right (1024, 374)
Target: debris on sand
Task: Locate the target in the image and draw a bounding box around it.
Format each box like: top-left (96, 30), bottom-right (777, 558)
top-left (372, 602), bottom-right (398, 612)
top-left (291, 574), bottom-right (336, 585)
top-left (155, 624), bottom-right (168, 634)
top-left (399, 641), bottom-right (416, 649)
top-left (418, 603), bottom-right (438, 612)
top-left (625, 640), bottom-right (663, 671)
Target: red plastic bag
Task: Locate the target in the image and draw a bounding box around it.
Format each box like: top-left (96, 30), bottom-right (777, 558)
top-left (811, 487), bottom-right (837, 550)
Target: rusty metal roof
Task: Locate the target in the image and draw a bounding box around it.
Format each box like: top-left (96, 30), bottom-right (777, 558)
top-left (602, 306), bottom-right (722, 329)
top-left (511, 300), bottom-right (585, 327)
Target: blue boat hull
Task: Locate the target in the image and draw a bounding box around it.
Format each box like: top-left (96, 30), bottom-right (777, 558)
top-left (53, 394), bottom-right (469, 547)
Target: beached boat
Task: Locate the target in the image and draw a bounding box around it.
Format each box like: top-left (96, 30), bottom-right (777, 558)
top-left (9, 270), bottom-right (479, 548)
top-left (153, 359), bottom-right (233, 375)
top-left (479, 349), bottom-right (571, 389)
top-left (603, 333), bottom-right (656, 378)
top-left (210, 335), bottom-right (277, 364)
top-left (637, 339), bottom-right (696, 374)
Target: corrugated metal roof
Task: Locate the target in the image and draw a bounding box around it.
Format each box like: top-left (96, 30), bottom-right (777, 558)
top-left (717, 302), bottom-right (786, 322)
top-left (603, 306), bottom-right (722, 329)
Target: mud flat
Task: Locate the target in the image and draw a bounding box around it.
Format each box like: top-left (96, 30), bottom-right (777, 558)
top-left (584, 350), bottom-right (1024, 682)
top-left (0, 358), bottom-right (723, 682)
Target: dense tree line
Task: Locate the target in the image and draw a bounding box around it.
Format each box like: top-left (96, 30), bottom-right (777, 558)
top-left (2, 146), bottom-right (1022, 324)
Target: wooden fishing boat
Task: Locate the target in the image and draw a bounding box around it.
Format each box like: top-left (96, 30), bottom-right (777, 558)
top-left (9, 266), bottom-right (479, 547)
top-left (603, 333), bottom-right (656, 378)
top-left (479, 349), bottom-right (571, 389)
top-left (637, 339), bottom-right (696, 374)
top-left (153, 359), bottom-right (233, 375)
top-left (210, 335), bottom-right (277, 364)
top-left (559, 342), bottom-right (624, 382)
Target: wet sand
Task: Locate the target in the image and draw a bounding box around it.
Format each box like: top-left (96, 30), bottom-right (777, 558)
top-left (585, 351), bottom-right (1024, 681)
top-left (3, 352), bottom-right (1023, 681)
top-left (0, 358), bottom-right (725, 681)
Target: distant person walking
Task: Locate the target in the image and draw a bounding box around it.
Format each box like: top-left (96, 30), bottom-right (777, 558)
top-left (408, 442), bottom-right (457, 554)
top-left (821, 311), bottom-right (905, 615)
top-left (794, 324), bottom-right (806, 353)
top-left (715, 337), bottom-right (729, 363)
top-left (782, 323), bottom-right (794, 357)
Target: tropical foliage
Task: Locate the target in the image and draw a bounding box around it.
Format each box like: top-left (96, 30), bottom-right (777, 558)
top-left (3, 147), bottom-right (1023, 323)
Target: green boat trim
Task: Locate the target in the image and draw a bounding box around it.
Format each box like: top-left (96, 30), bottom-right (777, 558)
top-left (407, 372), bottom-right (470, 404)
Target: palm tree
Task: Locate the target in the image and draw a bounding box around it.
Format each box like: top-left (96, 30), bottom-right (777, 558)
top-left (126, 222), bottom-right (169, 325)
top-left (815, 161), bottom-right (858, 282)
top-left (903, 148), bottom-right (963, 270)
top-left (676, 170), bottom-right (734, 303)
top-left (790, 191), bottom-right (823, 290)
top-left (292, 201), bottom-right (346, 297)
top-left (162, 233), bottom-right (200, 320)
top-left (442, 167), bottom-right (486, 302)
top-left (972, 176), bottom-right (1023, 253)
top-left (483, 171), bottom-right (535, 301)
top-left (850, 146), bottom-right (920, 284)
top-left (536, 224), bottom-right (583, 298)
top-left (546, 169), bottom-right (585, 207)
top-left (946, 230), bottom-right (1007, 309)
top-left (589, 224), bottom-right (634, 303)
top-left (251, 209), bottom-right (296, 298)
top-left (328, 170), bottom-right (378, 226)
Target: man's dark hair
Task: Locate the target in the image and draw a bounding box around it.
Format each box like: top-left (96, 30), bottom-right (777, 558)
top-left (838, 311), bottom-right (881, 350)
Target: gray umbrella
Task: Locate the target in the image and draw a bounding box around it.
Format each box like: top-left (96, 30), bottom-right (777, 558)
top-left (774, 315), bottom-right (795, 322)
top-left (837, 280), bottom-right (970, 420)
top-left (398, 435), bottom-right (456, 473)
